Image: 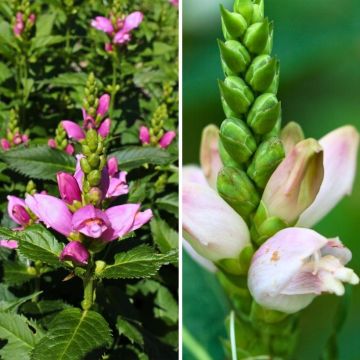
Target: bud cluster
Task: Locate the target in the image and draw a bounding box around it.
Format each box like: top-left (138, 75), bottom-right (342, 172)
top-left (48, 122), bottom-right (75, 155)
top-left (0, 109), bottom-right (29, 151)
top-left (11, 0), bottom-right (36, 39)
top-left (83, 73), bottom-right (100, 123)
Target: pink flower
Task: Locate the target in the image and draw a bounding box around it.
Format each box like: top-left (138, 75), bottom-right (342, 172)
top-left (169, 0), bottom-right (179, 7)
top-left (57, 172), bottom-right (82, 204)
top-left (65, 144), bottom-right (74, 155)
top-left (28, 13), bottom-right (36, 25)
top-left (0, 240), bottom-right (18, 249)
top-left (13, 12), bottom-right (24, 37)
top-left (248, 228), bottom-right (359, 313)
top-left (107, 171), bottom-right (129, 198)
top-left (61, 120), bottom-right (86, 141)
top-left (159, 131), bottom-right (176, 149)
top-left (98, 118), bottom-right (111, 138)
top-left (60, 241), bottom-right (89, 265)
top-left (1, 139), bottom-right (10, 150)
top-left (91, 16), bottom-right (114, 34)
top-left (97, 94), bottom-right (110, 117)
top-left (105, 43), bottom-right (114, 52)
top-left (113, 12), bottom-right (144, 44)
top-left (7, 196), bottom-right (31, 226)
top-left (107, 157), bottom-right (119, 177)
top-left (139, 126), bottom-right (150, 145)
top-left (298, 126), bottom-right (359, 227)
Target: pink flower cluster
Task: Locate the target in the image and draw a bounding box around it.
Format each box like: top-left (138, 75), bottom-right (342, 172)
top-left (139, 126), bottom-right (176, 149)
top-left (91, 12), bottom-right (144, 52)
top-left (13, 12), bottom-right (36, 37)
top-left (1, 133), bottom-right (29, 151)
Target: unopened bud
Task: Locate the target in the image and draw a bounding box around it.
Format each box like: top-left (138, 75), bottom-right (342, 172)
top-left (217, 166), bottom-right (260, 219)
top-left (218, 40), bottom-right (251, 74)
top-left (219, 77), bottom-right (254, 115)
top-left (87, 170), bottom-right (102, 187)
top-left (218, 138), bottom-right (241, 168)
top-left (88, 154), bottom-right (100, 168)
top-left (233, 0), bottom-right (253, 24)
top-left (220, 5), bottom-right (247, 40)
top-left (247, 93), bottom-right (281, 135)
top-left (243, 18), bottom-right (269, 54)
top-left (86, 129), bottom-right (98, 152)
top-left (251, 0), bottom-right (264, 23)
top-left (247, 137), bottom-right (285, 189)
top-left (220, 118), bottom-right (256, 164)
top-left (80, 158), bottom-right (92, 174)
top-left (245, 55), bottom-right (278, 92)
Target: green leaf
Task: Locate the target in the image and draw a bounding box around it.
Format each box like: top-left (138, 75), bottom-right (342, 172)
top-left (0, 227), bottom-right (22, 242)
top-left (31, 308), bottom-right (112, 360)
top-left (3, 261), bottom-right (36, 286)
top-left (0, 146), bottom-right (76, 181)
top-left (35, 13), bottom-right (56, 37)
top-left (0, 312), bottom-right (41, 360)
top-left (150, 216), bottom-right (178, 252)
top-left (0, 291), bottom-right (42, 312)
top-left (117, 316), bottom-right (144, 346)
top-left (0, 62), bottom-right (12, 84)
top-left (40, 72), bottom-right (87, 88)
top-left (97, 245), bottom-right (177, 279)
top-left (19, 225), bottom-right (64, 267)
top-left (110, 146), bottom-right (175, 171)
top-left (30, 35), bottom-right (66, 52)
top-left (154, 286), bottom-right (178, 325)
top-left (156, 193), bottom-right (178, 216)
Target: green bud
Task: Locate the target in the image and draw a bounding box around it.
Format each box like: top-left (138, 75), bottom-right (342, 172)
top-left (27, 267), bottom-right (37, 276)
top-left (87, 187), bottom-right (103, 206)
top-left (220, 5), bottom-right (248, 40)
top-left (218, 77), bottom-right (254, 115)
top-left (247, 137), bottom-right (285, 189)
top-left (88, 154), bottom-right (100, 168)
top-left (80, 158), bottom-right (92, 174)
top-left (252, 0), bottom-right (264, 23)
top-left (243, 18), bottom-right (269, 54)
top-left (264, 57), bottom-right (279, 94)
top-left (233, 0), bottom-right (253, 24)
top-left (220, 118), bottom-right (257, 164)
top-left (83, 180), bottom-right (91, 193)
top-left (245, 55), bottom-right (278, 92)
top-left (217, 166), bottom-right (260, 219)
top-left (262, 21), bottom-right (274, 55)
top-left (251, 214), bottom-right (288, 246)
top-left (81, 144), bottom-right (92, 156)
top-left (87, 170), bottom-right (102, 187)
top-left (218, 40), bottom-right (251, 74)
top-left (86, 129), bottom-right (98, 152)
top-left (247, 93), bottom-right (281, 135)
top-left (99, 155), bottom-right (107, 171)
top-left (280, 121), bottom-right (304, 154)
top-left (221, 97), bottom-right (238, 118)
top-left (95, 260), bottom-right (106, 275)
top-left (218, 138), bottom-right (241, 168)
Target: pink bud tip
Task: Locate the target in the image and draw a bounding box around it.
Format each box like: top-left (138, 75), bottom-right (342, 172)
top-left (65, 144), bottom-right (75, 155)
top-left (1, 139), bottom-right (11, 150)
top-left (107, 157), bottom-right (119, 177)
top-left (139, 126), bottom-right (150, 144)
top-left (97, 94), bottom-right (111, 117)
top-left (60, 241), bottom-right (90, 266)
top-left (57, 172), bottom-right (82, 204)
top-left (159, 131), bottom-right (176, 148)
top-left (105, 43), bottom-right (114, 52)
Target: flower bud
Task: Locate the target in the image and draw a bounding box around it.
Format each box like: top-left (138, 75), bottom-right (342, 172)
top-left (220, 118), bottom-right (257, 164)
top-left (217, 167), bottom-right (260, 219)
top-left (7, 196), bottom-right (31, 226)
top-left (1, 139), bottom-right (10, 150)
top-left (233, 0), bottom-right (253, 24)
top-left (247, 93), bottom-right (281, 135)
top-left (262, 21), bottom-right (274, 55)
top-left (251, 0), bottom-right (264, 23)
top-left (218, 77), bottom-right (254, 115)
top-left (221, 97), bottom-right (237, 118)
top-left (57, 172), bottom-right (82, 204)
top-left (80, 158), bottom-right (92, 174)
top-left (86, 129), bottom-right (99, 152)
top-left (247, 137), bottom-right (285, 189)
top-left (261, 138), bottom-right (324, 224)
top-left (139, 126), bottom-right (150, 145)
top-left (183, 182), bottom-right (250, 262)
top-left (218, 138), bottom-right (241, 168)
top-left (87, 187), bottom-right (103, 207)
top-left (200, 125), bottom-right (222, 189)
top-left (220, 5), bottom-right (248, 40)
top-left (280, 122), bottom-right (304, 155)
top-left (245, 55), bottom-right (278, 92)
top-left (88, 170), bottom-right (102, 187)
top-left (97, 94), bottom-right (110, 117)
top-left (60, 241), bottom-right (90, 266)
top-left (248, 228), bottom-right (359, 313)
top-left (159, 131), bottom-right (176, 148)
top-left (88, 154), bottom-right (100, 168)
top-left (107, 157), bottom-right (119, 177)
top-left (218, 40), bottom-right (251, 74)
top-left (243, 19), bottom-right (269, 54)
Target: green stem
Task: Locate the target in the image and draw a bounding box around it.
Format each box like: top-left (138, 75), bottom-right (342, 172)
top-left (109, 50), bottom-right (119, 117)
top-left (81, 258), bottom-right (96, 310)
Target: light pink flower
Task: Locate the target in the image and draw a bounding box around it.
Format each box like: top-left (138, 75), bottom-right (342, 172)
top-left (13, 12), bottom-right (24, 37)
top-left (91, 16), bottom-right (114, 34)
top-left (105, 43), bottom-right (114, 52)
top-left (107, 172), bottom-right (129, 198)
top-left (61, 120), bottom-right (85, 141)
top-left (159, 131), bottom-right (176, 149)
top-left (107, 157), bottom-right (119, 177)
top-left (139, 126), bottom-right (150, 144)
top-left (248, 228), bottom-right (359, 313)
top-left (0, 240), bottom-right (18, 249)
top-left (1, 139), bottom-right (10, 150)
top-left (97, 94), bottom-right (110, 117)
top-left (60, 241), bottom-right (89, 265)
top-left (98, 118), bottom-right (111, 138)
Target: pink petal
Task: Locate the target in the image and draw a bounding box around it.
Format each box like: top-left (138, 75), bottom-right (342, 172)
top-left (113, 30), bottom-right (131, 44)
top-left (60, 241), bottom-right (89, 265)
top-left (48, 139), bottom-right (56, 148)
top-left (57, 172), bottom-right (82, 204)
top-left (130, 209), bottom-right (153, 232)
top-left (183, 165), bottom-right (208, 187)
top-left (7, 196), bottom-right (30, 226)
top-left (97, 94), bottom-right (110, 117)
top-left (106, 172), bottom-right (129, 198)
top-left (122, 11), bottom-right (144, 32)
top-left (91, 16), bottom-right (114, 34)
top-left (1, 139), bottom-right (10, 150)
top-left (0, 240), bottom-right (18, 249)
top-left (61, 121), bottom-right (85, 141)
top-left (139, 126), bottom-right (150, 144)
top-left (74, 154), bottom-right (84, 190)
top-left (25, 194), bottom-right (73, 236)
top-left (102, 204), bottom-right (141, 241)
top-left (107, 157), bottom-right (119, 177)
top-left (98, 118), bottom-right (111, 138)
top-left (65, 144), bottom-right (74, 155)
top-left (105, 43), bottom-right (113, 52)
top-left (159, 131), bottom-right (176, 148)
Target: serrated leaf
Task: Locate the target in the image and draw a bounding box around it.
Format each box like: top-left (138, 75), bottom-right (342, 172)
top-left (19, 225), bottom-right (64, 267)
top-left (97, 245), bottom-right (177, 279)
top-left (0, 227), bottom-right (22, 242)
top-left (150, 217), bottom-right (178, 252)
top-left (110, 146), bottom-right (175, 171)
top-left (31, 308), bottom-right (112, 360)
top-left (3, 261), bottom-right (36, 286)
top-left (117, 316), bottom-right (144, 346)
top-left (155, 193), bottom-right (178, 216)
top-left (0, 291), bottom-right (42, 312)
top-left (0, 146), bottom-right (76, 181)
top-left (40, 72), bottom-right (87, 88)
top-left (0, 312), bottom-right (41, 360)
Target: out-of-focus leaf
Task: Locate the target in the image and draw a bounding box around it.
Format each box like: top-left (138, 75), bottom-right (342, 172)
top-left (117, 316), bottom-right (144, 346)
top-left (3, 261), bottom-right (36, 286)
top-left (0, 62), bottom-right (12, 84)
top-left (150, 216), bottom-right (178, 252)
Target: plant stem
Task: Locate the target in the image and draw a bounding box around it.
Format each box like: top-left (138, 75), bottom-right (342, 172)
top-left (109, 49), bottom-right (119, 117)
top-left (81, 258), bottom-right (95, 310)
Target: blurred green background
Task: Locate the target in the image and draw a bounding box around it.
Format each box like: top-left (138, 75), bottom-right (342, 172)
top-left (182, 0), bottom-right (360, 359)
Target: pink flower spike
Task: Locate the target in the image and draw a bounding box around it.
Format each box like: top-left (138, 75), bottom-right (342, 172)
top-left (72, 205), bottom-right (110, 239)
top-left (106, 172), bottom-right (129, 198)
top-left (0, 240), bottom-right (18, 249)
top-left (130, 209), bottom-right (153, 232)
top-left (1, 139), bottom-right (10, 150)
top-left (159, 131), bottom-right (176, 148)
top-left (25, 194), bottom-right (73, 236)
top-left (28, 13), bottom-right (36, 25)
top-left (57, 172), bottom-right (82, 204)
top-left (98, 118), bottom-right (111, 138)
top-left (91, 16), bottom-right (114, 34)
top-left (97, 94), bottom-right (111, 117)
top-left (65, 144), bottom-right (74, 155)
top-left (7, 196), bottom-right (30, 226)
top-left (60, 241), bottom-right (89, 266)
top-left (107, 157), bottom-right (119, 177)
top-left (139, 126), bottom-right (150, 144)
top-left (122, 11), bottom-right (144, 32)
top-left (102, 204), bottom-right (141, 241)
top-left (61, 121), bottom-right (85, 141)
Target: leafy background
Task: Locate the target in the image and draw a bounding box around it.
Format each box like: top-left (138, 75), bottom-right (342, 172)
top-left (0, 0), bottom-right (179, 359)
top-left (183, 0), bottom-right (360, 359)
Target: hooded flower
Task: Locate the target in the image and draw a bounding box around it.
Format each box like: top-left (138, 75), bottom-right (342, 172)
top-left (248, 227), bottom-right (359, 313)
top-left (60, 241), bottom-right (90, 265)
top-left (159, 131), bottom-right (176, 149)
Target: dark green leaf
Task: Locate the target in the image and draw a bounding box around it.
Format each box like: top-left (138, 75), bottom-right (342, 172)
top-left (155, 193), bottom-right (178, 216)
top-left (150, 216), bottom-right (178, 252)
top-left (117, 316), bottom-right (144, 346)
top-left (3, 261), bottom-right (36, 286)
